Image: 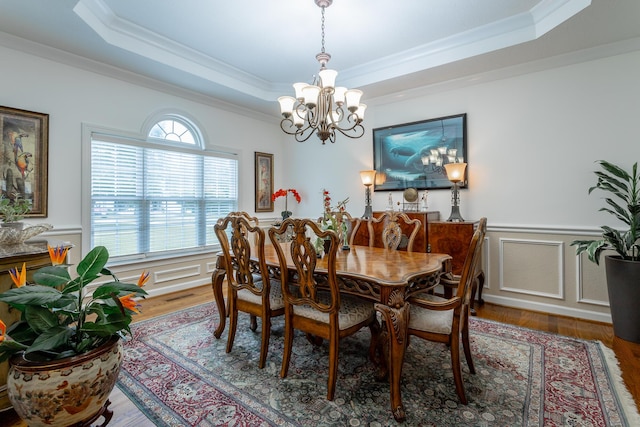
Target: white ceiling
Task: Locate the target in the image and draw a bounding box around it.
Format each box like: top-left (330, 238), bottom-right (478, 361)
top-left (1, 0), bottom-right (639, 117)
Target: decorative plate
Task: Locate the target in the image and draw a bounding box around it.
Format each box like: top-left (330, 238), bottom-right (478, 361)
top-left (403, 188), bottom-right (418, 202)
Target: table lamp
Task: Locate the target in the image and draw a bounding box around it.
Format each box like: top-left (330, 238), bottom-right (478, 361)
top-left (443, 162), bottom-right (467, 222)
top-left (360, 170), bottom-right (376, 219)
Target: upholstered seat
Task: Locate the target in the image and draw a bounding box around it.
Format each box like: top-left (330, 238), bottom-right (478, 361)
top-left (214, 213), bottom-right (285, 369)
top-left (407, 217), bottom-right (487, 404)
top-left (269, 218), bottom-right (380, 401)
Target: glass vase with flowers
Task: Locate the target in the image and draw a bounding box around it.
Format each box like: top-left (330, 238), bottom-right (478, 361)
top-left (319, 189), bottom-right (350, 252)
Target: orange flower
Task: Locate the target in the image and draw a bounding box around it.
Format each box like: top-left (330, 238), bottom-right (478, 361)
top-left (48, 245), bottom-right (69, 266)
top-left (137, 271), bottom-right (150, 287)
top-left (119, 293), bottom-right (140, 314)
top-left (0, 319), bottom-right (6, 343)
top-left (9, 263), bottom-right (26, 288)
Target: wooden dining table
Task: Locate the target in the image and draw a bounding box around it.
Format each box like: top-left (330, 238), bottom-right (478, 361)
top-left (211, 243), bottom-right (452, 422)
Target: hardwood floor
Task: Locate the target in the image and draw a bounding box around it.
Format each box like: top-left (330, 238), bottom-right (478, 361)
top-left (3, 286), bottom-right (639, 426)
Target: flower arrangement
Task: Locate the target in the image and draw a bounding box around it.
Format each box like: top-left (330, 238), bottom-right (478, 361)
top-left (320, 189), bottom-right (350, 249)
top-left (272, 188), bottom-right (301, 220)
top-left (0, 245), bottom-right (149, 362)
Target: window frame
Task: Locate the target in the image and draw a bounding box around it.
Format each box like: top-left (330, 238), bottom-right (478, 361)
top-left (81, 117), bottom-right (240, 263)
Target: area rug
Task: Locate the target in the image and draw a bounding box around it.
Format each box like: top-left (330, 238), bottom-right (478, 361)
top-left (117, 303), bottom-right (640, 426)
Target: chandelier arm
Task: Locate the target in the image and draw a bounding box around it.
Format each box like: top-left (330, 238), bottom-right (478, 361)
top-left (332, 123), bottom-right (365, 140)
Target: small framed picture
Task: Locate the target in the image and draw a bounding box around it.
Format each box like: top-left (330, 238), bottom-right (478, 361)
top-left (255, 152), bottom-right (274, 212)
top-left (1, 106), bottom-right (49, 217)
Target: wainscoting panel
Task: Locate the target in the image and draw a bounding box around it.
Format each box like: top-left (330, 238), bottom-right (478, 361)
top-left (575, 252), bottom-right (609, 306)
top-left (499, 238), bottom-right (564, 299)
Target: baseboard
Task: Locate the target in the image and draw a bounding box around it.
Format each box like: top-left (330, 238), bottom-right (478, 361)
top-left (482, 294), bottom-right (613, 324)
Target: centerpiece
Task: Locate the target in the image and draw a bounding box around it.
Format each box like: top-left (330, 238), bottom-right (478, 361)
top-left (272, 188), bottom-right (301, 221)
top-left (0, 245), bottom-right (149, 426)
top-left (318, 189), bottom-right (350, 253)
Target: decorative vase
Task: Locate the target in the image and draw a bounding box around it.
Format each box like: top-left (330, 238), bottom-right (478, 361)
top-left (7, 336), bottom-right (123, 427)
top-left (281, 210), bottom-right (292, 220)
top-left (604, 256), bottom-right (640, 343)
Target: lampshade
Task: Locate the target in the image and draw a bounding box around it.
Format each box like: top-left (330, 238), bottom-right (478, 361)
top-left (360, 170), bottom-right (376, 186)
top-left (444, 163), bottom-right (467, 183)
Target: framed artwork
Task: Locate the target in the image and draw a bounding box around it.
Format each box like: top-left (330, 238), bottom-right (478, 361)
top-left (1, 106), bottom-right (49, 217)
top-left (255, 152), bottom-right (274, 212)
top-left (373, 113), bottom-right (467, 191)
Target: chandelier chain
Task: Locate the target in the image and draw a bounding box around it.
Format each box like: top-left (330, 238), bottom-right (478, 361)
top-left (320, 6), bottom-right (326, 54)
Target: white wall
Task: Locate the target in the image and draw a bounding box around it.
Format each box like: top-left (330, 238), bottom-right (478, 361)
top-left (285, 49), bottom-right (640, 229)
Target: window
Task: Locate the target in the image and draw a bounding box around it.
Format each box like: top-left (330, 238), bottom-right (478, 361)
top-left (89, 116), bottom-right (238, 260)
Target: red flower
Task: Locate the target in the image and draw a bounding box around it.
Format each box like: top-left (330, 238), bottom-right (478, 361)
top-left (272, 188), bottom-right (301, 203)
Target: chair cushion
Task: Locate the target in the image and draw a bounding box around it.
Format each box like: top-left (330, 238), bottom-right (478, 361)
top-left (237, 280), bottom-right (285, 310)
top-left (293, 293), bottom-right (375, 330)
top-left (408, 293), bottom-right (453, 334)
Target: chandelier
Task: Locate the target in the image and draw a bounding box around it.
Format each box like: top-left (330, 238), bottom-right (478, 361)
top-left (277, 0), bottom-right (366, 144)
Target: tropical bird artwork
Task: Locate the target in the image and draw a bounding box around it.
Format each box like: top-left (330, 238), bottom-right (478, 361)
top-left (15, 152), bottom-right (33, 178)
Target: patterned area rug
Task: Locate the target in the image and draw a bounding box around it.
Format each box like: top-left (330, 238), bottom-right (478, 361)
top-left (117, 303), bottom-right (640, 426)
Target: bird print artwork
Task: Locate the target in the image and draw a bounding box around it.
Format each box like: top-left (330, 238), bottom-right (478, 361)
top-left (15, 152), bottom-right (33, 178)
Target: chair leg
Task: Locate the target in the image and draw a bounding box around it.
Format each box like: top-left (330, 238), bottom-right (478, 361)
top-left (368, 318), bottom-right (381, 363)
top-left (327, 332), bottom-right (339, 401)
top-left (461, 308), bottom-right (475, 374)
top-left (226, 303), bottom-right (238, 354)
top-left (450, 335), bottom-right (468, 404)
top-left (250, 314), bottom-right (258, 332)
top-left (280, 315), bottom-right (294, 379)
top-left (258, 316), bottom-right (270, 369)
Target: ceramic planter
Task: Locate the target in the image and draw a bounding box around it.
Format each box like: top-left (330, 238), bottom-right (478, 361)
top-left (7, 337), bottom-right (122, 426)
top-left (605, 255), bottom-right (640, 343)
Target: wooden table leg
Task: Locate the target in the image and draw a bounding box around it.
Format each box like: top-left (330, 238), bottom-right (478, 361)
top-left (211, 256), bottom-right (227, 339)
top-left (374, 290), bottom-right (410, 423)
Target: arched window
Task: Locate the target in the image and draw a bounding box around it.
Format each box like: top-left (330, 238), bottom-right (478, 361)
top-left (88, 114), bottom-right (238, 259)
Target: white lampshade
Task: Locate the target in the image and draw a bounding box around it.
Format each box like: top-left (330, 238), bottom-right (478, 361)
top-left (293, 109), bottom-right (305, 127)
top-left (334, 86), bottom-right (347, 105)
top-left (345, 89), bottom-right (363, 112)
top-left (354, 104), bottom-right (367, 122)
top-left (319, 69), bottom-right (338, 89)
top-left (293, 83), bottom-right (307, 101)
top-left (444, 162), bottom-right (467, 183)
top-left (302, 85), bottom-right (320, 108)
top-left (277, 96), bottom-right (296, 117)
top-left (360, 170), bottom-right (376, 186)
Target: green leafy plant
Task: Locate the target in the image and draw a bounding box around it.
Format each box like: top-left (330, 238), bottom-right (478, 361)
top-left (571, 160), bottom-right (640, 264)
top-left (0, 245), bottom-right (149, 362)
top-left (0, 196), bottom-right (32, 223)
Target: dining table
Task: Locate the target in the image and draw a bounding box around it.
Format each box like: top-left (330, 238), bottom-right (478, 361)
top-left (211, 242), bottom-right (452, 422)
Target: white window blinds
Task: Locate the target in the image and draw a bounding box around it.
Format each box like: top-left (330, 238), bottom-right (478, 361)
top-left (90, 137), bottom-right (238, 259)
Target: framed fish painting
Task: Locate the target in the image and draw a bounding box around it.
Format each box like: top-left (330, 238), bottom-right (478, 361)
top-left (372, 113), bottom-right (467, 191)
top-left (0, 106), bottom-right (49, 217)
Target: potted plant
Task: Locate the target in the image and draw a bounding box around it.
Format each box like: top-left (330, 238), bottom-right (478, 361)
top-left (0, 245), bottom-right (149, 426)
top-left (571, 160), bottom-right (640, 343)
top-left (0, 196), bottom-right (32, 230)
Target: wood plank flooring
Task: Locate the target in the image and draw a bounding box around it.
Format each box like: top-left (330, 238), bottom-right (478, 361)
top-left (3, 285), bottom-right (639, 426)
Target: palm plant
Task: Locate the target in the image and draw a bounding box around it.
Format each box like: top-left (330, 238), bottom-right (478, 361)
top-left (571, 160), bottom-right (640, 264)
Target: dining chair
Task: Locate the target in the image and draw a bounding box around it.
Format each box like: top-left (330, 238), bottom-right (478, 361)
top-left (268, 218), bottom-right (380, 401)
top-left (318, 210), bottom-right (358, 247)
top-left (352, 211), bottom-right (421, 251)
top-left (406, 217), bottom-right (487, 404)
top-left (214, 214), bottom-right (284, 369)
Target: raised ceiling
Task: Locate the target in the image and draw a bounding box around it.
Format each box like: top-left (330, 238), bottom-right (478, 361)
top-left (0, 0), bottom-right (639, 117)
